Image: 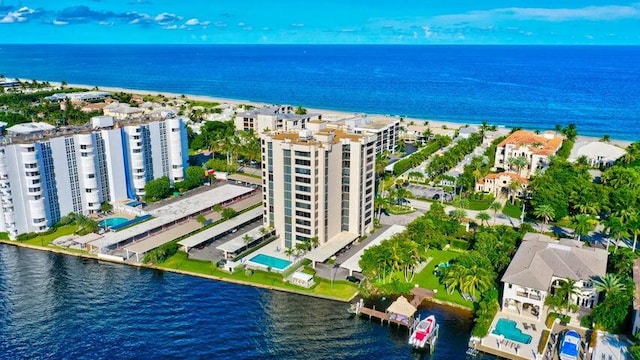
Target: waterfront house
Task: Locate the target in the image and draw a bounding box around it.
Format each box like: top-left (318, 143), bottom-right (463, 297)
top-left (501, 233), bottom-right (607, 320)
top-left (475, 172), bottom-right (528, 200)
top-left (568, 141), bottom-right (626, 168)
top-left (494, 130), bottom-right (563, 178)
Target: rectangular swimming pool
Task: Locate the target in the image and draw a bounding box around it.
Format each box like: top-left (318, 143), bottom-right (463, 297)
top-left (492, 318), bottom-right (532, 344)
top-left (249, 254), bottom-right (292, 270)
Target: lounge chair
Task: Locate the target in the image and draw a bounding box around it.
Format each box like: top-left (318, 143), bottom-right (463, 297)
top-left (523, 323), bottom-right (530, 330)
top-left (531, 323), bottom-right (537, 331)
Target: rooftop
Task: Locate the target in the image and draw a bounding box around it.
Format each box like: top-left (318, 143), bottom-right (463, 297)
top-left (477, 172), bottom-right (529, 184)
top-left (340, 225), bottom-right (406, 273)
top-left (6, 122), bottom-right (56, 135)
top-left (499, 130), bottom-right (563, 156)
top-left (270, 128), bottom-right (366, 145)
top-left (178, 207), bottom-right (263, 250)
top-left (216, 225), bottom-right (269, 254)
top-left (569, 141), bottom-right (626, 163)
top-left (501, 232), bottom-right (608, 290)
top-left (306, 232), bottom-right (359, 263)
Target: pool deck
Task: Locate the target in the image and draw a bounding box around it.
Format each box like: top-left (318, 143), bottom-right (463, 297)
top-left (242, 240), bottom-right (300, 273)
top-left (477, 310), bottom-right (545, 360)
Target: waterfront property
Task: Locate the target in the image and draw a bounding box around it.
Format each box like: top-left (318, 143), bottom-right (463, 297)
top-left (261, 126), bottom-right (376, 252)
top-left (0, 115), bottom-right (188, 239)
top-left (235, 105), bottom-right (322, 133)
top-left (340, 224), bottom-right (406, 276)
top-left (88, 184), bottom-right (256, 255)
top-left (475, 172), bottom-right (529, 200)
top-left (568, 141), bottom-right (626, 167)
top-left (216, 225), bottom-right (275, 260)
top-left (501, 233), bottom-right (607, 321)
top-left (330, 115), bottom-right (401, 154)
top-left (493, 130), bottom-right (563, 178)
top-left (491, 319), bottom-right (532, 344)
top-left (247, 253), bottom-right (292, 272)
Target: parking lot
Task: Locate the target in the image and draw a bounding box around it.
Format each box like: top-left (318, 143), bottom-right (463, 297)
top-left (405, 184), bottom-right (454, 202)
top-left (188, 220), bottom-right (263, 263)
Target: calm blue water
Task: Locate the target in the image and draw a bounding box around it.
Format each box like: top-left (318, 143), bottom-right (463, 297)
top-left (0, 244), bottom-right (477, 359)
top-left (0, 45), bottom-right (638, 140)
top-left (249, 253), bottom-right (292, 270)
top-left (98, 217), bottom-right (128, 228)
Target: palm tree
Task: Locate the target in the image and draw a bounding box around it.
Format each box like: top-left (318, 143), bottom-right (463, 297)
top-left (457, 198), bottom-right (469, 209)
top-left (374, 196), bottom-right (389, 219)
top-left (460, 266), bottom-right (494, 298)
top-left (310, 236), bottom-right (319, 249)
top-left (476, 212), bottom-right (491, 227)
top-left (284, 247), bottom-right (294, 260)
top-left (242, 234), bottom-right (253, 245)
top-left (533, 204), bottom-right (555, 231)
top-left (489, 201), bottom-right (502, 225)
top-left (556, 279), bottom-right (580, 314)
top-left (592, 274), bottom-right (626, 300)
top-left (450, 209), bottom-right (467, 222)
top-left (507, 181), bottom-right (521, 205)
top-left (570, 214), bottom-right (591, 241)
top-left (604, 216), bottom-right (628, 252)
top-left (507, 156), bottom-right (528, 175)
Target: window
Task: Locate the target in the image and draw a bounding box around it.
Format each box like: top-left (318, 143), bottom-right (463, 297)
top-left (295, 159), bottom-right (311, 166)
top-left (295, 151), bottom-right (310, 157)
top-left (295, 167), bottom-right (311, 175)
top-left (295, 185), bottom-right (310, 192)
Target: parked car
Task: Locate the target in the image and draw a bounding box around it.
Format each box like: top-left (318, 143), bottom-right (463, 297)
top-left (346, 276), bottom-right (361, 284)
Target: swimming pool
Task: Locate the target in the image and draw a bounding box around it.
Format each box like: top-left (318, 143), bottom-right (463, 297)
top-left (249, 254), bottom-right (292, 270)
top-left (492, 319), bottom-right (532, 344)
top-left (99, 217), bottom-right (128, 228)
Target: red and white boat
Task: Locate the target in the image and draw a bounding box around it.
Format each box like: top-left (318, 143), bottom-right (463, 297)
top-left (408, 315), bottom-right (437, 348)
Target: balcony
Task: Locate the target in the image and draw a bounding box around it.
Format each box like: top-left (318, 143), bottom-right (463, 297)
top-left (515, 291), bottom-right (542, 301)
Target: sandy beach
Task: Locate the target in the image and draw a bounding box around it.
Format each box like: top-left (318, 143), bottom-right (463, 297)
top-left (42, 80), bottom-right (632, 148)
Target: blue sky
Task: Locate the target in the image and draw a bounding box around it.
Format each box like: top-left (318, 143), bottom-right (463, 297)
top-left (1, 0), bottom-right (639, 44)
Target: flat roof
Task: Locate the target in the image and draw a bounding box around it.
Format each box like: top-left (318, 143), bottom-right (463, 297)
top-left (178, 207), bottom-right (263, 250)
top-left (90, 184), bottom-right (254, 251)
top-left (150, 184), bottom-right (253, 218)
top-left (74, 232), bottom-right (103, 245)
top-left (227, 174), bottom-right (262, 186)
top-left (292, 271), bottom-right (314, 282)
top-left (340, 225), bottom-right (406, 273)
top-left (6, 122), bottom-right (56, 134)
top-left (125, 220), bottom-right (201, 255)
top-left (306, 232), bottom-right (359, 263)
top-left (217, 226), bottom-right (267, 253)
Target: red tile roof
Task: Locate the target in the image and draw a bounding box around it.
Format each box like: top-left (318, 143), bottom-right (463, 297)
top-left (499, 130), bottom-right (563, 156)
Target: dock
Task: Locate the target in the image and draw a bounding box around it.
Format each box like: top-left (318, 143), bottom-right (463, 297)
top-left (352, 298), bottom-right (415, 329)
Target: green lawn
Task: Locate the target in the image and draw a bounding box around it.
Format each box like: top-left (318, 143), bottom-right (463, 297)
top-left (159, 252), bottom-right (358, 300)
top-left (387, 205), bottom-right (415, 215)
top-left (465, 198), bottom-right (493, 211)
top-left (412, 249), bottom-right (473, 308)
top-left (20, 225), bottom-right (80, 247)
top-left (502, 201), bottom-right (522, 219)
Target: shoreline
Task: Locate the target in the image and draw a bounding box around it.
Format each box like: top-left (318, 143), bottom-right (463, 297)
top-left (0, 239), bottom-right (355, 304)
top-left (20, 79), bottom-right (634, 147)
top-left (0, 239), bottom-right (474, 311)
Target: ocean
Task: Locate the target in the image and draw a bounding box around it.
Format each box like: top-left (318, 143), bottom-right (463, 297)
top-left (0, 245), bottom-right (476, 359)
top-left (0, 45), bottom-right (638, 140)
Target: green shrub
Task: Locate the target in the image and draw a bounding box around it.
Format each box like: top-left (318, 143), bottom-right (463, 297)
top-left (17, 232), bottom-right (37, 241)
top-left (580, 314), bottom-right (593, 329)
top-left (450, 238), bottom-right (470, 250)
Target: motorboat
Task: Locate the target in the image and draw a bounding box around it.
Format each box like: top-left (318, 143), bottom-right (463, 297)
top-left (408, 315), bottom-right (436, 348)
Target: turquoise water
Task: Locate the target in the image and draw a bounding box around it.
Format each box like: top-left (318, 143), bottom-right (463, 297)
top-left (492, 318), bottom-right (532, 344)
top-left (249, 254), bottom-right (292, 270)
top-left (99, 217), bottom-right (128, 228)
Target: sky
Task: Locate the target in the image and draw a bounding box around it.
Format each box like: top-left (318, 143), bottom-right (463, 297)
top-left (1, 0), bottom-right (640, 44)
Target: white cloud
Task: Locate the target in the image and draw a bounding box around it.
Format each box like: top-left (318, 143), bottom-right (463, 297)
top-left (53, 20), bottom-right (69, 25)
top-left (422, 26), bottom-right (435, 38)
top-left (185, 18), bottom-right (199, 26)
top-left (200, 34), bottom-right (208, 41)
top-left (0, 6), bottom-right (36, 24)
top-left (237, 21), bottom-right (245, 26)
top-left (433, 4), bottom-right (640, 24)
top-left (164, 24), bottom-right (177, 30)
top-left (154, 12), bottom-right (181, 25)
top-left (291, 23), bottom-right (305, 27)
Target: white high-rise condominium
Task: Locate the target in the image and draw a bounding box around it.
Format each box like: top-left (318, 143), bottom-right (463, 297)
top-left (0, 117), bottom-right (188, 238)
top-left (261, 124), bottom-right (376, 250)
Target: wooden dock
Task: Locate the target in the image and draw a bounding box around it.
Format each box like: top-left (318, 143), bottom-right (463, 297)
top-left (410, 287), bottom-right (435, 307)
top-left (352, 299), bottom-right (414, 329)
